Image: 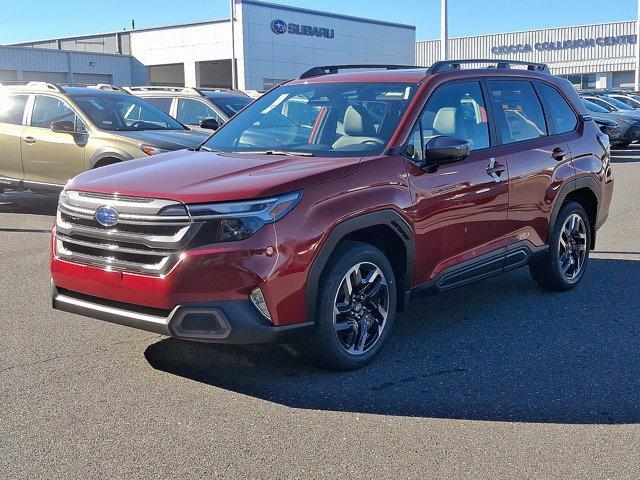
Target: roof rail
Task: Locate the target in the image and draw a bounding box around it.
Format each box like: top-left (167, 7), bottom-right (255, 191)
top-left (0, 81), bottom-right (65, 92)
top-left (427, 59), bottom-right (549, 74)
top-left (86, 84), bottom-right (130, 93)
top-left (299, 64), bottom-right (422, 79)
top-left (25, 81), bottom-right (65, 92)
top-left (125, 85), bottom-right (205, 95)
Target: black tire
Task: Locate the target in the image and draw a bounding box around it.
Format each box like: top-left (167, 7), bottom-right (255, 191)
top-left (529, 202), bottom-right (591, 291)
top-left (303, 241), bottom-right (397, 370)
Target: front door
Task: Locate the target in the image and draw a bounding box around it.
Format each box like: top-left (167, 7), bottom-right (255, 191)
top-left (21, 95), bottom-right (86, 185)
top-left (405, 80), bottom-right (510, 287)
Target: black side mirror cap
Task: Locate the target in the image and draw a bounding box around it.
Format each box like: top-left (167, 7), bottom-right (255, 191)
top-left (423, 136), bottom-right (471, 167)
top-left (51, 120), bottom-right (76, 134)
top-left (199, 118), bottom-right (220, 130)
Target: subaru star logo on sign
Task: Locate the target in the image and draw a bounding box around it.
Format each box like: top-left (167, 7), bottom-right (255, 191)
top-left (95, 206), bottom-right (119, 227)
top-left (271, 19), bottom-right (288, 35)
top-left (270, 18), bottom-right (335, 39)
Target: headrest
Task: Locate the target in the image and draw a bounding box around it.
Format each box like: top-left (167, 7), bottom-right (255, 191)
top-left (433, 107), bottom-right (458, 136)
top-left (343, 105), bottom-right (376, 136)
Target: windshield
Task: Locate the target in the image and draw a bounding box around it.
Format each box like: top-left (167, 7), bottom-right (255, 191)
top-left (208, 95), bottom-right (253, 117)
top-left (203, 82), bottom-right (418, 157)
top-left (601, 96), bottom-right (636, 110)
top-left (582, 99), bottom-right (609, 113)
top-left (70, 93), bottom-right (186, 131)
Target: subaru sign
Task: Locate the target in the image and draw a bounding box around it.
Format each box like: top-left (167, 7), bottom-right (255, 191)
top-left (270, 19), bottom-right (335, 39)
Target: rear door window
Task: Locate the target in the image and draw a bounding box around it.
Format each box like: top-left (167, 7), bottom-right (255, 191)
top-left (0, 94), bottom-right (28, 125)
top-left (488, 80), bottom-right (547, 144)
top-left (31, 95), bottom-right (76, 129)
top-left (145, 97), bottom-right (173, 114)
top-left (536, 83), bottom-right (578, 134)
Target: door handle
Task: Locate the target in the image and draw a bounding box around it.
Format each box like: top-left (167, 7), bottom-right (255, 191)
top-left (552, 147), bottom-right (566, 161)
top-left (22, 136), bottom-right (36, 145)
top-left (486, 157), bottom-right (506, 182)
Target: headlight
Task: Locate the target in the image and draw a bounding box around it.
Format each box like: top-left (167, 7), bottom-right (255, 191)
top-left (188, 191), bottom-right (302, 243)
top-left (140, 145), bottom-right (170, 156)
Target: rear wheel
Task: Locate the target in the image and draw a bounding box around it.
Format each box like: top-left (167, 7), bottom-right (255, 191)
top-left (304, 241), bottom-right (397, 370)
top-left (529, 202), bottom-right (590, 291)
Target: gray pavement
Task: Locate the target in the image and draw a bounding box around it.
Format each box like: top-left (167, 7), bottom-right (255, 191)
top-left (1, 147), bottom-right (640, 479)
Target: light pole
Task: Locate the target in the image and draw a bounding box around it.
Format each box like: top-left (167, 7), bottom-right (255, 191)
top-left (230, 0), bottom-right (237, 90)
top-left (635, 0), bottom-right (640, 90)
top-left (440, 0), bottom-right (448, 61)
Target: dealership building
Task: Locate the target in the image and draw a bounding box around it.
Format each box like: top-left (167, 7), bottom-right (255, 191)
top-left (3, 1), bottom-right (640, 92)
top-left (417, 20), bottom-right (639, 90)
top-left (7, 0), bottom-right (416, 90)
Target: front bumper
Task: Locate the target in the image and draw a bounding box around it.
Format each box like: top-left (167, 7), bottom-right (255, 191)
top-left (52, 285), bottom-right (312, 344)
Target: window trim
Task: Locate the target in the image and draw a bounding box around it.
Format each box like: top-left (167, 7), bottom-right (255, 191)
top-left (485, 78), bottom-right (550, 148)
top-left (532, 80), bottom-right (580, 137)
top-left (401, 77), bottom-right (497, 162)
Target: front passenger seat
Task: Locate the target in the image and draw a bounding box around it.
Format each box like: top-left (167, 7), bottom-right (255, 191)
top-left (332, 105), bottom-right (379, 149)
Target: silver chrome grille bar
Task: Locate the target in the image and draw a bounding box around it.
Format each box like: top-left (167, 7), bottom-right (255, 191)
top-left (55, 190), bottom-right (200, 275)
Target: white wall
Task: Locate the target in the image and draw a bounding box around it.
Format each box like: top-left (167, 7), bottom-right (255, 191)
top-left (237, 0), bottom-right (416, 90)
top-left (129, 21), bottom-right (233, 87)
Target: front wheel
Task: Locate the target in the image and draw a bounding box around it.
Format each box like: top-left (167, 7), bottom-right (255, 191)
top-left (304, 241), bottom-right (397, 370)
top-left (529, 202), bottom-right (591, 291)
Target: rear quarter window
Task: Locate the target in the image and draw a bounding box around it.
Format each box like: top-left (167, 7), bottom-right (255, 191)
top-left (0, 94), bottom-right (28, 125)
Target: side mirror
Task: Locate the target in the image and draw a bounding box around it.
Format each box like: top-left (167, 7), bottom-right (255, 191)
top-left (423, 136), bottom-right (470, 166)
top-left (51, 120), bottom-right (76, 134)
top-left (199, 118), bottom-right (220, 130)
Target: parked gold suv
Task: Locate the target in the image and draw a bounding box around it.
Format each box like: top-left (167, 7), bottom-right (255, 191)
top-left (0, 82), bottom-right (207, 193)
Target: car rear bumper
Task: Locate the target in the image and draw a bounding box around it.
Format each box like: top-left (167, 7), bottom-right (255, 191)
top-left (52, 285), bottom-right (313, 344)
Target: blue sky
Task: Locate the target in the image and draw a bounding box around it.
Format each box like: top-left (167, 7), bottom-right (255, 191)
top-left (1, 0), bottom-right (638, 44)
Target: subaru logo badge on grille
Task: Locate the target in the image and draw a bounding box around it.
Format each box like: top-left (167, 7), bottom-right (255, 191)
top-left (271, 19), bottom-right (287, 34)
top-left (95, 206), bottom-right (119, 227)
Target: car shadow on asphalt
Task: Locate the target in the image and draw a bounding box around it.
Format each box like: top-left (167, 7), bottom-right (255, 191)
top-left (0, 191), bottom-right (58, 216)
top-left (145, 257), bottom-right (640, 425)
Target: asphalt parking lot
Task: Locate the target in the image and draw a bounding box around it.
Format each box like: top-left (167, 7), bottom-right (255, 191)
top-left (1, 148), bottom-right (639, 479)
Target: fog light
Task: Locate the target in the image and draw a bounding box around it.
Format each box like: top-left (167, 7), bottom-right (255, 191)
top-left (250, 287), bottom-right (271, 322)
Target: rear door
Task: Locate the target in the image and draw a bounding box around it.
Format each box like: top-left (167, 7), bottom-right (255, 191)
top-left (21, 94), bottom-right (86, 185)
top-left (486, 79), bottom-right (575, 254)
top-left (406, 79), bottom-right (510, 286)
top-left (0, 94), bottom-right (29, 181)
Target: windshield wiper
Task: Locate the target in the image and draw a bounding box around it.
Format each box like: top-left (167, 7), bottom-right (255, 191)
top-left (235, 150), bottom-right (314, 157)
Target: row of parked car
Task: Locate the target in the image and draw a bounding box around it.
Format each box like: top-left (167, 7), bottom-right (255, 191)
top-left (0, 82), bottom-right (253, 192)
top-left (579, 89), bottom-right (640, 148)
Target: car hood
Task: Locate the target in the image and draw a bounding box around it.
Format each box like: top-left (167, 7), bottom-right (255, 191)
top-left (67, 150), bottom-right (362, 203)
top-left (116, 129), bottom-right (209, 150)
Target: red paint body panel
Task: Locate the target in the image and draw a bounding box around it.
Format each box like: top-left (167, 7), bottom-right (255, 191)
top-left (51, 68), bottom-right (614, 333)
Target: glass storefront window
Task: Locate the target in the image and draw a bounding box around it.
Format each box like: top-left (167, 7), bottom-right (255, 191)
top-left (560, 73), bottom-right (597, 90)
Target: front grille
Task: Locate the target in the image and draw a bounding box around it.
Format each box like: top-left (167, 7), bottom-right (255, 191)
top-left (55, 190), bottom-right (201, 275)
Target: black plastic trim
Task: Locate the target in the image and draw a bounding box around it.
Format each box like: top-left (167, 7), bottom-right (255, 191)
top-left (305, 209), bottom-right (414, 319)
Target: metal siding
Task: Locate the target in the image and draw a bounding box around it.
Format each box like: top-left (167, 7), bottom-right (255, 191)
top-left (417, 21), bottom-right (637, 75)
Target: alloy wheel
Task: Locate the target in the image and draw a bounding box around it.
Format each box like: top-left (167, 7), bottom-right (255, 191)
top-left (332, 262), bottom-right (389, 355)
top-left (558, 213), bottom-right (588, 280)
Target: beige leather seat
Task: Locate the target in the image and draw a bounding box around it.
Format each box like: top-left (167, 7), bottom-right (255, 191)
top-left (429, 107), bottom-right (467, 139)
top-left (332, 105), bottom-right (381, 149)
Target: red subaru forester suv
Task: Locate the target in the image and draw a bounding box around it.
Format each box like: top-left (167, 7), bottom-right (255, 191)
top-left (51, 60), bottom-right (614, 370)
